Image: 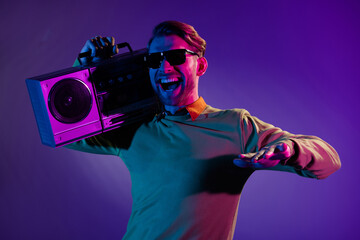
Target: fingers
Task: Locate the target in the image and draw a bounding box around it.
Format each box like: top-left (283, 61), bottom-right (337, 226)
top-left (234, 143), bottom-right (292, 169)
top-left (91, 36), bottom-right (112, 54)
top-left (109, 37), bottom-right (119, 54)
top-left (267, 143), bottom-right (291, 160)
top-left (106, 36), bottom-right (115, 46)
top-left (79, 36), bottom-right (116, 65)
top-left (80, 39), bottom-right (96, 56)
top-left (244, 147), bottom-right (271, 161)
top-left (258, 143), bottom-right (291, 161)
top-left (234, 150), bottom-right (268, 168)
top-left (233, 154), bottom-right (280, 169)
top-left (237, 152), bottom-right (256, 161)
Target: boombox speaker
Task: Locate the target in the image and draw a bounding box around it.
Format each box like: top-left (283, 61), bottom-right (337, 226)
top-left (26, 44), bottom-right (159, 147)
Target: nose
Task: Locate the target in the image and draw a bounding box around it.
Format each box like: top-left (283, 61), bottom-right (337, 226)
top-left (159, 58), bottom-right (173, 73)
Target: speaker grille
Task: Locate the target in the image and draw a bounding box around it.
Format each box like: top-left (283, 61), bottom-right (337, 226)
top-left (48, 78), bottom-right (92, 123)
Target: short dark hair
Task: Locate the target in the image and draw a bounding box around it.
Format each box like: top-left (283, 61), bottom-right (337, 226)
top-left (148, 21), bottom-right (206, 57)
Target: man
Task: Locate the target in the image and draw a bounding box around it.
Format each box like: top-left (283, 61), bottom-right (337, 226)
top-left (68, 21), bottom-right (340, 239)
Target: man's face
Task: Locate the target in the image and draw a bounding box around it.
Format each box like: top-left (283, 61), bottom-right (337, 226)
top-left (148, 35), bottom-right (206, 107)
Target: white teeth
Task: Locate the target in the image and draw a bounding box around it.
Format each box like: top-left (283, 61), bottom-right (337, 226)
top-left (159, 78), bottom-right (179, 83)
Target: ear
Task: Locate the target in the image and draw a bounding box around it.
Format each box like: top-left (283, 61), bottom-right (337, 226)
top-left (196, 57), bottom-right (208, 76)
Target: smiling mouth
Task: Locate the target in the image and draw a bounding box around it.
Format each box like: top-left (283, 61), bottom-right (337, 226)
top-left (159, 77), bottom-right (182, 91)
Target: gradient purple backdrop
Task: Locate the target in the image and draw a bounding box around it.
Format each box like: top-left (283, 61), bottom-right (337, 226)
top-left (1, 0), bottom-right (359, 239)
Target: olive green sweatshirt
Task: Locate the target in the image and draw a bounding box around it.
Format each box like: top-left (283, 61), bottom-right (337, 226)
top-left (66, 99), bottom-right (340, 240)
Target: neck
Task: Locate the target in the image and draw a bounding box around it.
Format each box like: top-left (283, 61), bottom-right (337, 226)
top-left (164, 105), bottom-right (185, 114)
top-left (163, 97), bottom-right (200, 114)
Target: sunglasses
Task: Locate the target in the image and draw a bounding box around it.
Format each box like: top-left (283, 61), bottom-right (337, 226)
top-left (145, 49), bottom-right (199, 69)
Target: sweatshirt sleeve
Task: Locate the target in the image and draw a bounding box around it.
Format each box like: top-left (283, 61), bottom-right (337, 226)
top-left (64, 121), bottom-right (143, 156)
top-left (64, 133), bottom-right (121, 156)
top-left (239, 110), bottom-right (341, 179)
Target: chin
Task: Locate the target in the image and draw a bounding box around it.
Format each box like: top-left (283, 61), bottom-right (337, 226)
top-left (160, 98), bottom-right (180, 106)
top-left (155, 89), bottom-right (185, 107)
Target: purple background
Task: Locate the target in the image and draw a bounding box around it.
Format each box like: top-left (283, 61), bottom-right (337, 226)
top-left (1, 0), bottom-right (359, 239)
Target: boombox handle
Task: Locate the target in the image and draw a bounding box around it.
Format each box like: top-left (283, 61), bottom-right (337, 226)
top-left (77, 42), bottom-right (133, 65)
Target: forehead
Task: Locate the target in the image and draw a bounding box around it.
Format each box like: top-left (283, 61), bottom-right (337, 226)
top-left (148, 35), bottom-right (191, 53)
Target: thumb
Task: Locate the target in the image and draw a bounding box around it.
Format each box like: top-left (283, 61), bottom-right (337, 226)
top-left (233, 158), bottom-right (252, 168)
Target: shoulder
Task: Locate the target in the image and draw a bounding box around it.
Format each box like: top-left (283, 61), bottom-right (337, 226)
top-left (202, 105), bottom-right (251, 118)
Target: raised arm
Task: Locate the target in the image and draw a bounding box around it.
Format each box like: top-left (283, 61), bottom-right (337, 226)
top-left (65, 36), bottom-right (137, 156)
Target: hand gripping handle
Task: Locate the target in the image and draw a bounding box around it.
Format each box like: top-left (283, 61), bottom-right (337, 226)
top-left (77, 42), bottom-right (134, 65)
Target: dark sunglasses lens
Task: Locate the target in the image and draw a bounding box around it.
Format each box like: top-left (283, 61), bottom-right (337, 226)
top-left (165, 49), bottom-right (186, 66)
top-left (147, 49), bottom-right (188, 69)
top-left (147, 53), bottom-right (162, 68)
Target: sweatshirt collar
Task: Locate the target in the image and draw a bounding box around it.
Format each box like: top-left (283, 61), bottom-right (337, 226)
top-left (158, 97), bottom-right (207, 122)
top-left (185, 97), bottom-right (207, 121)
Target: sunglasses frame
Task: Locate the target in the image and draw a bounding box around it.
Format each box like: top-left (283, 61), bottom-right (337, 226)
top-left (145, 49), bottom-right (199, 69)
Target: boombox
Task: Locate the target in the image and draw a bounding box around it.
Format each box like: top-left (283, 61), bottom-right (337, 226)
top-left (26, 44), bottom-right (159, 147)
